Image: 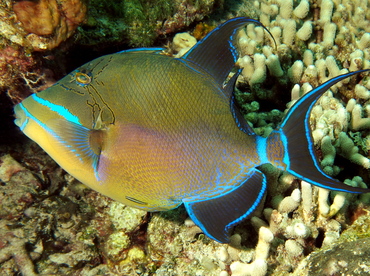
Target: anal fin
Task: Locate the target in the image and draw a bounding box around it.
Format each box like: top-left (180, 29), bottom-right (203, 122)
top-left (183, 168), bottom-right (267, 243)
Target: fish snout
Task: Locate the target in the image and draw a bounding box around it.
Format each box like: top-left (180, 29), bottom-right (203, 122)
top-left (14, 104), bottom-right (28, 130)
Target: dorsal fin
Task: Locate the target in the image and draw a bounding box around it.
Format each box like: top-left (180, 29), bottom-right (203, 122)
top-left (182, 17), bottom-right (266, 88)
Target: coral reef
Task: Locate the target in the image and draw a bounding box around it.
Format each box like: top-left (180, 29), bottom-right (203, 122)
top-left (2, 139), bottom-right (369, 275)
top-left (158, 0), bottom-right (216, 36)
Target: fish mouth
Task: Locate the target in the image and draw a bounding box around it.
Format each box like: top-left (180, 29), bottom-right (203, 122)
top-left (13, 103), bottom-right (28, 130)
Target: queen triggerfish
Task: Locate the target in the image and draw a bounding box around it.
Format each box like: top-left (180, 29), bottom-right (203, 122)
top-left (14, 17), bottom-right (370, 243)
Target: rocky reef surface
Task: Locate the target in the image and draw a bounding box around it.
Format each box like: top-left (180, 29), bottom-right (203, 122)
top-left (1, 0), bottom-right (370, 275)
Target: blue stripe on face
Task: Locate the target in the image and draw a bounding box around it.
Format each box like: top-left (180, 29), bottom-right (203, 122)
top-left (17, 100), bottom-right (85, 161)
top-left (32, 94), bottom-right (81, 125)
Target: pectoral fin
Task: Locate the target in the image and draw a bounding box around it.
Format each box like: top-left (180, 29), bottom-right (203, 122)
top-left (183, 168), bottom-right (267, 243)
top-left (47, 119), bottom-right (104, 180)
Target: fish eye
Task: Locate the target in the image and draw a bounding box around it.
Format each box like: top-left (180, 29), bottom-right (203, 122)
top-left (75, 72), bottom-right (92, 86)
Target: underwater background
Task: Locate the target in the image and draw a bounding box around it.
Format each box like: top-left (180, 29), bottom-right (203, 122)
top-left (0, 0), bottom-right (370, 275)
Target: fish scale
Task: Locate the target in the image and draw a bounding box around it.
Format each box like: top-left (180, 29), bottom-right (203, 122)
top-left (14, 17), bottom-right (370, 243)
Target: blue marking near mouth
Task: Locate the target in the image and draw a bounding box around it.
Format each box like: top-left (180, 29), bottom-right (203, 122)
top-left (16, 102), bottom-right (54, 136)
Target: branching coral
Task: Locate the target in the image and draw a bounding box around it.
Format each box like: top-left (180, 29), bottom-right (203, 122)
top-left (230, 2), bottom-right (370, 273)
top-left (230, 228), bottom-right (273, 276)
top-left (235, 0), bottom-right (370, 114)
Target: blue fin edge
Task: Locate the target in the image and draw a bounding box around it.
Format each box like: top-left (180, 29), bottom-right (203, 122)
top-left (279, 69), bottom-right (370, 193)
top-left (183, 168), bottom-right (266, 243)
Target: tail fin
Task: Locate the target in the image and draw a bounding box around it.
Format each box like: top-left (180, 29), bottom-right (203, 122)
top-left (267, 69), bottom-right (370, 193)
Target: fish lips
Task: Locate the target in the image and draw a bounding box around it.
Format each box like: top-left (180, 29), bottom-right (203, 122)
top-left (14, 103), bottom-right (28, 130)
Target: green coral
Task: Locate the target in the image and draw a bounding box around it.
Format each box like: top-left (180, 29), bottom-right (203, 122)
top-left (79, 0), bottom-right (176, 48)
top-left (121, 0), bottom-right (175, 46)
top-left (349, 131), bottom-right (369, 154)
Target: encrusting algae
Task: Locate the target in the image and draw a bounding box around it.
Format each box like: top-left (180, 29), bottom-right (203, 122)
top-left (1, 0), bottom-right (370, 276)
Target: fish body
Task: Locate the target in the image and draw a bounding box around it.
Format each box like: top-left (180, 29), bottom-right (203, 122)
top-left (15, 51), bottom-right (262, 210)
top-left (14, 17), bottom-right (369, 243)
